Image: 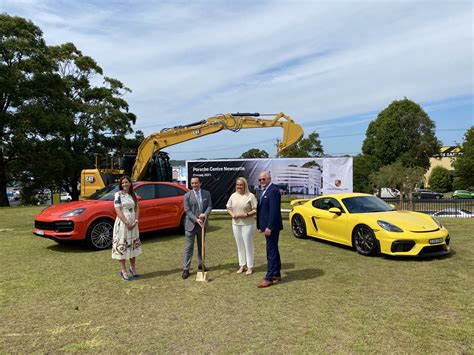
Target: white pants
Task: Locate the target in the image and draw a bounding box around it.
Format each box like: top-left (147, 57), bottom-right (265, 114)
top-left (232, 224), bottom-right (255, 268)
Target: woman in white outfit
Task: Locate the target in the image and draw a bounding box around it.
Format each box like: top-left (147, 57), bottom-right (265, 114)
top-left (112, 176), bottom-right (142, 281)
top-left (226, 177), bottom-right (257, 275)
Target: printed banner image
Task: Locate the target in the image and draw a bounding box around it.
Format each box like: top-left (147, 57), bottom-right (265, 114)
top-left (186, 157), bottom-right (353, 210)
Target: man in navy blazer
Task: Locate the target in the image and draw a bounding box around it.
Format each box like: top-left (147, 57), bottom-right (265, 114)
top-left (256, 171), bottom-right (283, 288)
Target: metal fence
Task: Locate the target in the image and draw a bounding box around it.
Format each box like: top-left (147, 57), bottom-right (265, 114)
top-left (382, 198), bottom-right (474, 216)
top-left (283, 195), bottom-right (474, 218)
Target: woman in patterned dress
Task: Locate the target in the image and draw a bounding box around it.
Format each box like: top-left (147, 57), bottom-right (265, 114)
top-left (112, 176), bottom-right (142, 281)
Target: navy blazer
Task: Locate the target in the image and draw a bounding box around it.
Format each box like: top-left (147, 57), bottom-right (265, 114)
top-left (257, 183), bottom-right (283, 232)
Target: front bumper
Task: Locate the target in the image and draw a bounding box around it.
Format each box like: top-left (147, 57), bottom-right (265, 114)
top-left (376, 228), bottom-right (450, 257)
top-left (33, 219), bottom-right (87, 241)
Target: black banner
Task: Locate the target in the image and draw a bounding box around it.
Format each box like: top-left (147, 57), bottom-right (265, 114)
top-left (186, 160), bottom-right (269, 209)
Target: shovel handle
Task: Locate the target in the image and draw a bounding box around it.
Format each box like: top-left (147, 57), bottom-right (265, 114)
top-left (201, 224), bottom-right (205, 269)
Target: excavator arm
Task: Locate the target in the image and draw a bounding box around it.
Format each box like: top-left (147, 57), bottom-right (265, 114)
top-left (132, 112), bottom-right (303, 181)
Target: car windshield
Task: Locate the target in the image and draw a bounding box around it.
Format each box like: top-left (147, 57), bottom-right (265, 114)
top-left (88, 184), bottom-right (121, 200)
top-left (342, 196), bottom-right (394, 213)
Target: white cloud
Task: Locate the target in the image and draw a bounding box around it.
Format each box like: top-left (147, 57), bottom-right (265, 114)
top-left (1, 0), bottom-right (472, 159)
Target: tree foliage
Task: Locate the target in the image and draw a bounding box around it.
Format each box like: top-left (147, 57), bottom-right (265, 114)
top-left (428, 166), bottom-right (452, 192)
top-left (353, 154), bottom-right (380, 193)
top-left (0, 14), bottom-right (51, 206)
top-left (240, 148), bottom-right (269, 159)
top-left (0, 14), bottom-right (136, 204)
top-left (21, 42), bottom-right (136, 200)
top-left (279, 131), bottom-right (324, 158)
top-left (452, 126), bottom-right (474, 190)
top-left (362, 98), bottom-right (440, 170)
top-left (370, 161), bottom-right (425, 201)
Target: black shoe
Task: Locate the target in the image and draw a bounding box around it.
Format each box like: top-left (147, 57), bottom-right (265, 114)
top-left (198, 265), bottom-right (208, 272)
top-left (182, 270), bottom-right (189, 279)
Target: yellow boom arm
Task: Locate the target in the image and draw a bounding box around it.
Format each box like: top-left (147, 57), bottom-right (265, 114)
top-left (132, 112), bottom-right (303, 181)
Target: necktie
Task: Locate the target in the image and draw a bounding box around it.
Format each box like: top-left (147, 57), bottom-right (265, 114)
top-left (196, 191), bottom-right (202, 211)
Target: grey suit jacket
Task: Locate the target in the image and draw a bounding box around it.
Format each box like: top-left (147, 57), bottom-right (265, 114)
top-left (183, 189), bottom-right (212, 232)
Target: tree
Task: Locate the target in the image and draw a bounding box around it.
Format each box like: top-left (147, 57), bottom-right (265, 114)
top-left (0, 14), bottom-right (52, 206)
top-left (21, 42), bottom-right (136, 200)
top-left (240, 148), bottom-right (269, 159)
top-left (452, 126), bottom-right (474, 189)
top-left (362, 98), bottom-right (440, 170)
top-left (370, 161), bottom-right (425, 202)
top-left (428, 166), bottom-right (452, 192)
top-left (353, 154), bottom-right (380, 193)
top-left (279, 131), bottom-right (324, 158)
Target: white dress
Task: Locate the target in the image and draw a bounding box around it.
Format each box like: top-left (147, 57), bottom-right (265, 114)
top-left (111, 191), bottom-right (142, 260)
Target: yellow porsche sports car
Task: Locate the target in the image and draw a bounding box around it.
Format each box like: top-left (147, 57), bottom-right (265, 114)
top-left (289, 193), bottom-right (450, 257)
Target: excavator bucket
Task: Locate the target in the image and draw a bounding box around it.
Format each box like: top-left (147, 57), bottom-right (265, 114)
top-left (277, 115), bottom-right (304, 154)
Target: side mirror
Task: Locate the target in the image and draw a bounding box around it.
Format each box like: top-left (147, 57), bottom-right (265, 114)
top-left (328, 207), bottom-right (342, 215)
top-left (389, 203), bottom-right (396, 210)
top-left (136, 195), bottom-right (142, 201)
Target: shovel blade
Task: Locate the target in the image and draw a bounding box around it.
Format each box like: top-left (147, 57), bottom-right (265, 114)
top-left (195, 271), bottom-right (208, 282)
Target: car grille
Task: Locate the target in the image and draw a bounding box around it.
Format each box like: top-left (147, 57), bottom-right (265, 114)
top-left (411, 228), bottom-right (439, 233)
top-left (419, 245), bottom-right (447, 255)
top-left (391, 240), bottom-right (415, 252)
top-left (35, 220), bottom-right (74, 233)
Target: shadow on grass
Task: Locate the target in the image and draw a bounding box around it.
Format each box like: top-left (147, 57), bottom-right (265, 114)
top-left (301, 236), bottom-right (455, 261)
top-left (46, 241), bottom-right (92, 253)
top-left (197, 261), bottom-right (324, 284)
top-left (136, 267), bottom-right (183, 279)
top-left (383, 249), bottom-right (455, 261)
top-left (304, 236), bottom-right (355, 253)
top-left (281, 267), bottom-right (325, 283)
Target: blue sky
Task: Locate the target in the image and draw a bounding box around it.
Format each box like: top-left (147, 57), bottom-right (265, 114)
top-left (2, 0), bottom-right (473, 159)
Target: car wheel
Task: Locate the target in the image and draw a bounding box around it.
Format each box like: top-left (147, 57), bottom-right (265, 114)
top-left (435, 195), bottom-right (441, 199)
top-left (291, 214), bottom-right (307, 239)
top-left (86, 218), bottom-right (114, 250)
top-left (353, 225), bottom-right (378, 256)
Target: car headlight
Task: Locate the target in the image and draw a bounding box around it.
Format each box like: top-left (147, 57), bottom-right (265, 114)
top-left (431, 216), bottom-right (443, 229)
top-left (60, 208), bottom-right (85, 217)
top-left (377, 220), bottom-right (403, 232)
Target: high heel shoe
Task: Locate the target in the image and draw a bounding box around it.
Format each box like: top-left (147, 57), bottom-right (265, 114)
top-left (119, 271), bottom-right (132, 281)
top-left (129, 267), bottom-right (140, 278)
top-left (246, 268), bottom-right (253, 275)
top-left (236, 266), bottom-right (245, 274)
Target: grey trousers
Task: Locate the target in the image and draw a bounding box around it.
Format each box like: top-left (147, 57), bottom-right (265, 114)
top-left (183, 225), bottom-right (203, 271)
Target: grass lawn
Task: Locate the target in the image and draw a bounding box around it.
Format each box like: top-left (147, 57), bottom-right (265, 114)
top-left (0, 206), bottom-right (473, 353)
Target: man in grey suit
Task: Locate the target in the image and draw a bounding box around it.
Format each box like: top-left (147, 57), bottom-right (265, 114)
top-left (182, 176), bottom-right (212, 279)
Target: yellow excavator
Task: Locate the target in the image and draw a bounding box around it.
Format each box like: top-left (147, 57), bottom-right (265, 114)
top-left (80, 112), bottom-right (304, 197)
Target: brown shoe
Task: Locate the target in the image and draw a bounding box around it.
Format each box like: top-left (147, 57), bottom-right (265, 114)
top-left (257, 280), bottom-right (273, 288)
top-left (272, 276), bottom-right (282, 282)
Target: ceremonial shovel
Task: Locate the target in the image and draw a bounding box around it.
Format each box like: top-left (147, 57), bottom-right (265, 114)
top-left (196, 224), bottom-right (209, 282)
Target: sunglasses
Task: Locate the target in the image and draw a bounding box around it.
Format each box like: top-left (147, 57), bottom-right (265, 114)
top-left (258, 178), bottom-right (267, 182)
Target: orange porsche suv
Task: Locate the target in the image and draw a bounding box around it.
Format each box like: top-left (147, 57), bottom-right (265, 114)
top-left (33, 182), bottom-right (188, 249)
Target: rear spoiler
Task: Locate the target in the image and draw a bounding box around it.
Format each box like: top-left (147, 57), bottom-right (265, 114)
top-left (290, 199), bottom-right (311, 206)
